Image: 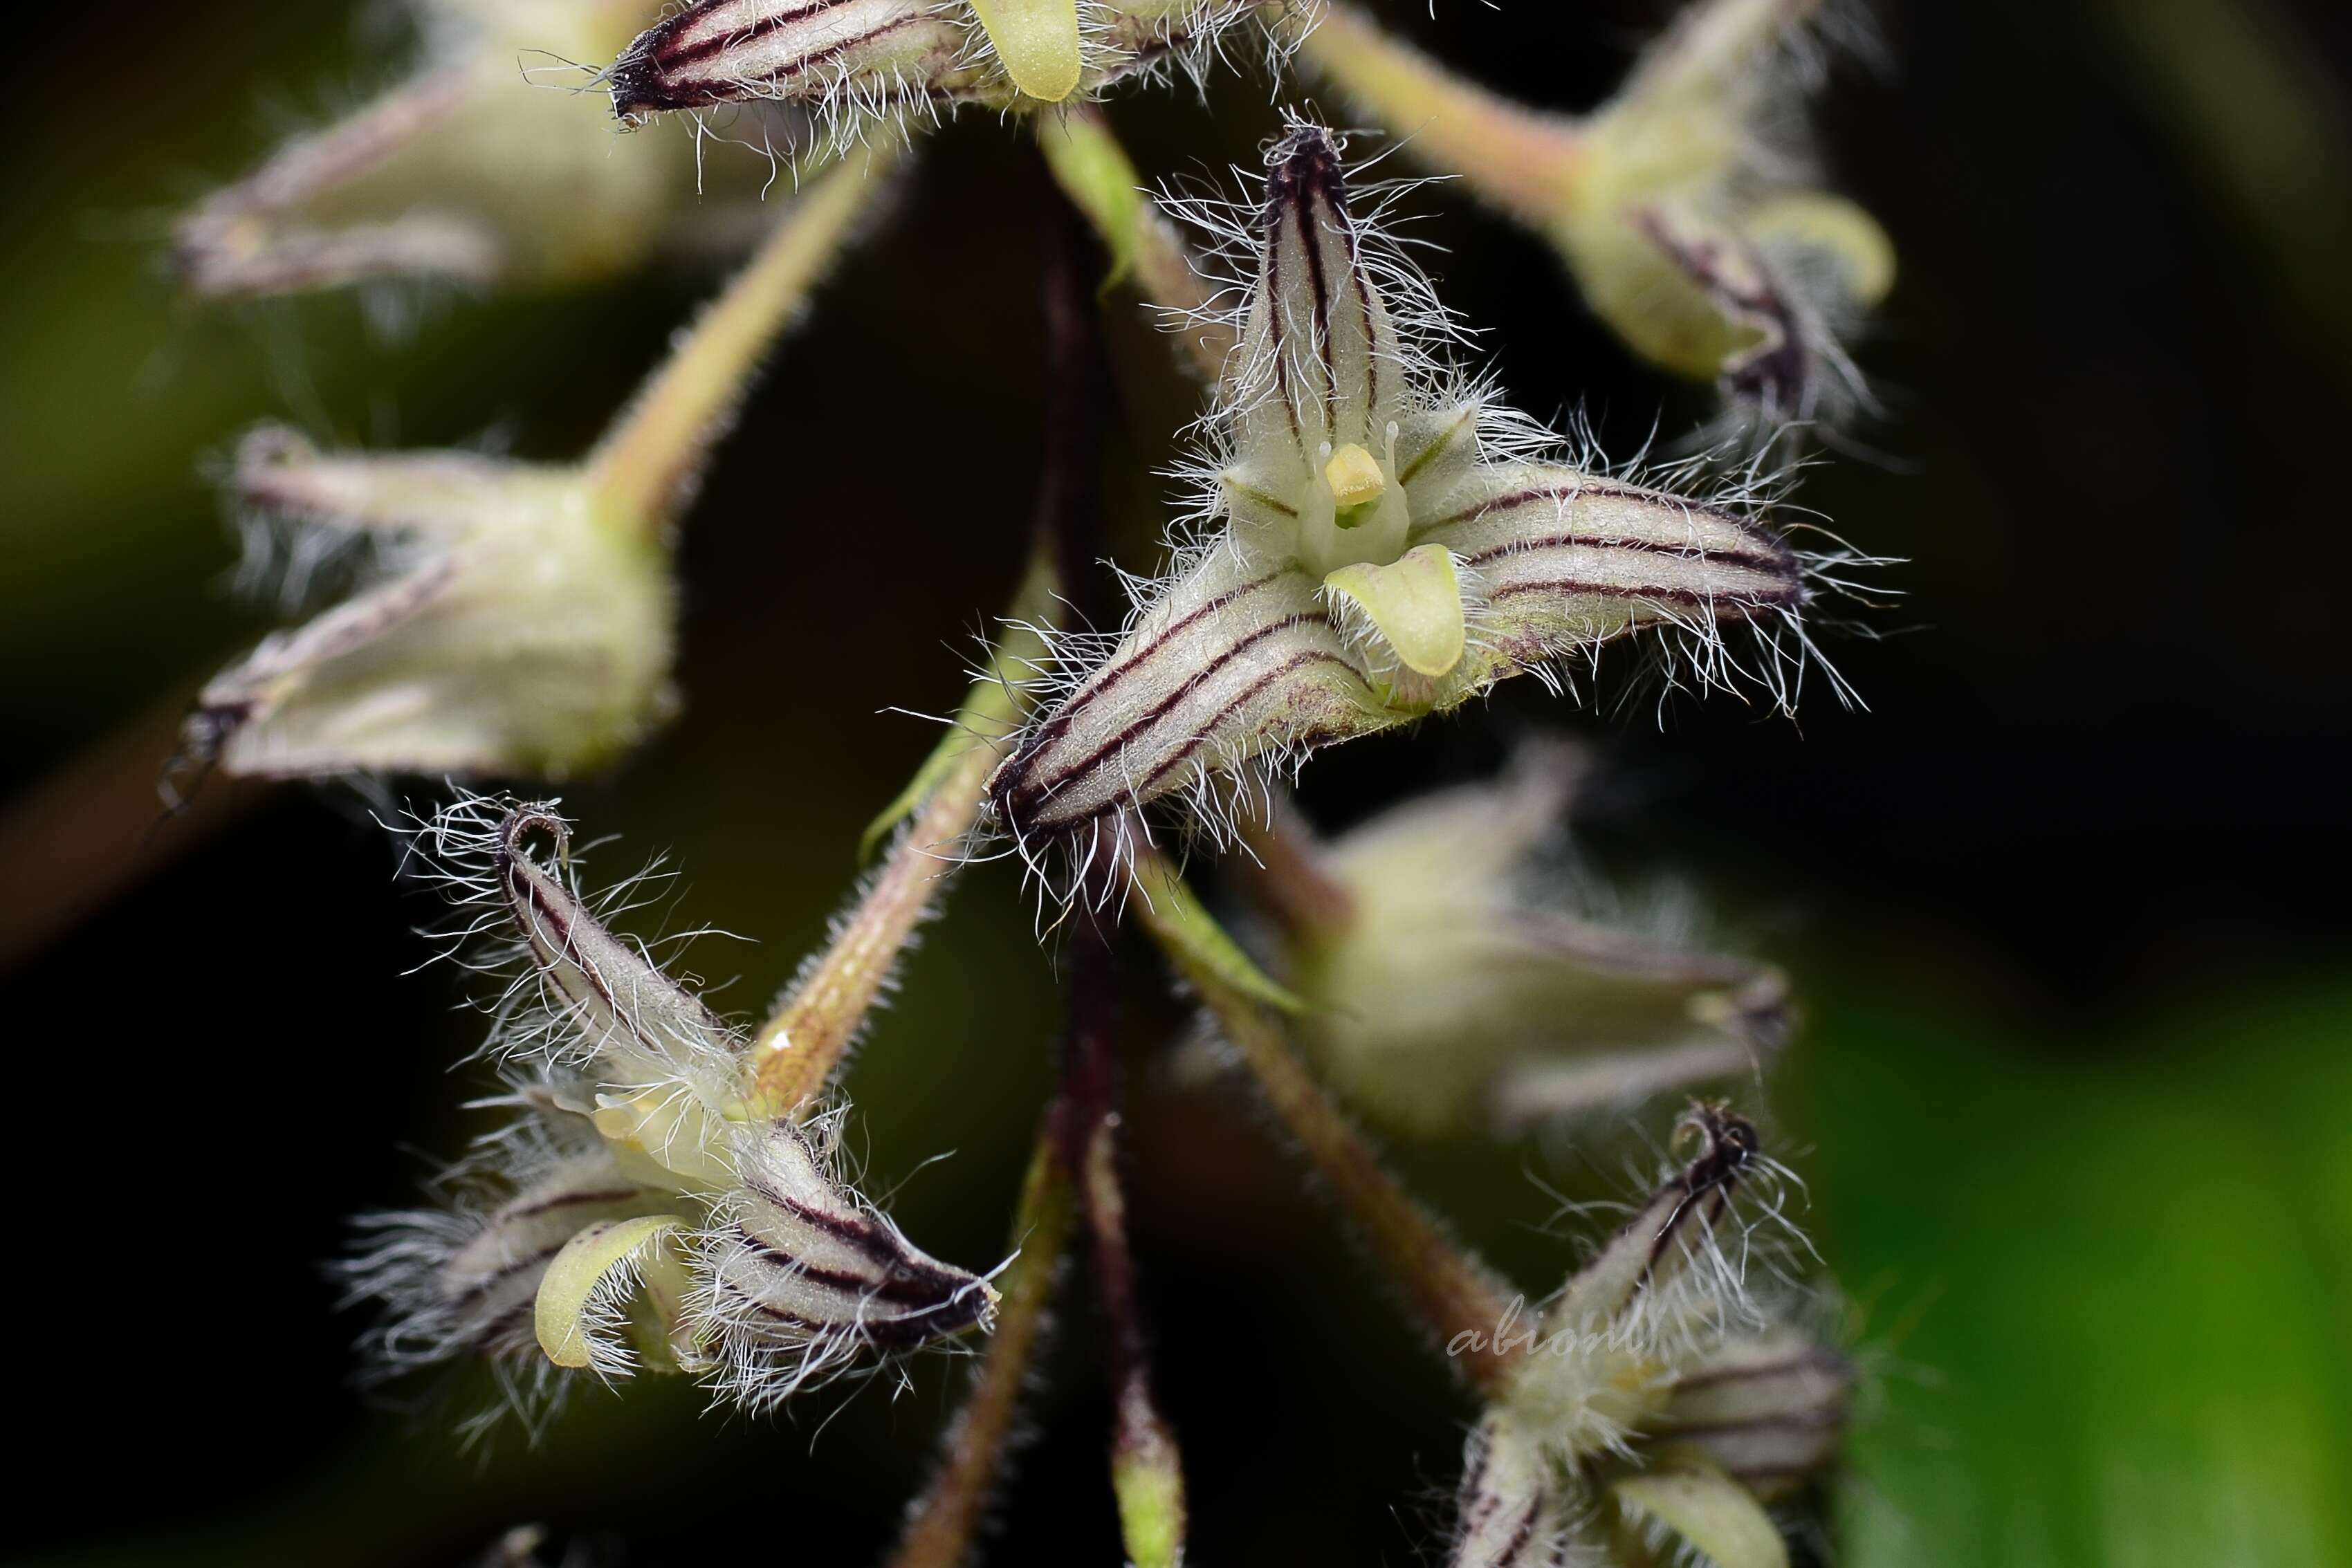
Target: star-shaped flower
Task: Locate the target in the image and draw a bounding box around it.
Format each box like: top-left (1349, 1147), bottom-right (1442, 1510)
top-left (347, 800), bottom-right (998, 1429)
top-left (989, 123), bottom-right (1814, 844)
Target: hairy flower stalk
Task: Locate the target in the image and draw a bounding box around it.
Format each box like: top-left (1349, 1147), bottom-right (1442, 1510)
top-left (1444, 1103), bottom-right (1850, 1568)
top-left (1294, 0), bottom-right (1895, 420)
top-left (755, 187), bottom-right (1109, 1112)
top-left (989, 122), bottom-right (1812, 847)
top-left (1130, 845), bottom-right (1525, 1394)
top-left (748, 554), bottom-right (1056, 1115)
top-left (174, 0), bottom-right (790, 298)
top-left (606, 0), bottom-right (1291, 144)
top-left (1235, 742), bottom-right (1788, 1137)
top-left (1036, 105), bottom-right (1235, 383)
top-left (347, 799), bottom-right (1000, 1421)
top-left (185, 151), bottom-right (892, 781)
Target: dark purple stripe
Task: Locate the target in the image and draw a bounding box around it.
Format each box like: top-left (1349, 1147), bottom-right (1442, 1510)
top-left (1487, 578), bottom-right (1802, 611)
top-left (1013, 569), bottom-right (1287, 762)
top-left (1003, 612), bottom-right (1330, 823)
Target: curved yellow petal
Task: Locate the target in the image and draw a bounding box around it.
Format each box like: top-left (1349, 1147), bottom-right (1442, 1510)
top-left (1132, 849), bottom-right (1310, 1016)
top-left (534, 1213), bottom-right (689, 1369)
top-left (1612, 1458), bottom-right (1788, 1568)
top-left (971, 0), bottom-right (1083, 102)
top-left (1324, 544), bottom-right (1467, 680)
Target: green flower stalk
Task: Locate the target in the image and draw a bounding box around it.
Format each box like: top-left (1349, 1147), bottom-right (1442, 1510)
top-left (174, 0), bottom-right (787, 299)
top-left (185, 150), bottom-right (892, 781)
top-left (1295, 0), bottom-right (1895, 421)
top-left (1036, 104), bottom-right (1236, 382)
top-left (607, 0), bottom-right (1298, 146)
top-left (989, 122), bottom-right (1814, 849)
top-left (746, 550), bottom-right (1057, 1117)
top-left (1238, 741), bottom-right (1787, 1137)
top-left (346, 797), bottom-right (1000, 1426)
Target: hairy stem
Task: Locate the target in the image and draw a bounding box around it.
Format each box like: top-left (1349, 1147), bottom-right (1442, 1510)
top-left (746, 683), bottom-right (1023, 1113)
top-left (748, 180), bottom-right (1108, 1114)
top-left (1128, 846), bottom-right (1524, 1396)
top-left (1064, 926), bottom-right (1188, 1568)
top-left (587, 147), bottom-right (893, 533)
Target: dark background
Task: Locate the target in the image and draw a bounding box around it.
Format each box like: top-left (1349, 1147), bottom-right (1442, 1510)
top-left (3, 0), bottom-right (2349, 1563)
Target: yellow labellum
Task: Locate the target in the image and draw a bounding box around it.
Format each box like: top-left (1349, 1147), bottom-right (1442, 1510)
top-left (535, 1214), bottom-right (690, 1369)
top-left (1325, 544), bottom-right (1467, 680)
top-left (970, 0), bottom-right (1083, 102)
top-left (1613, 1459), bottom-right (1788, 1568)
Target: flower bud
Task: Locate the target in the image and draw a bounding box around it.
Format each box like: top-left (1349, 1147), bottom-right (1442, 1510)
top-left (185, 429), bottom-right (675, 780)
top-left (186, 151), bottom-right (888, 782)
top-left (174, 0), bottom-right (788, 298)
top-left (1296, 0), bottom-right (1894, 421)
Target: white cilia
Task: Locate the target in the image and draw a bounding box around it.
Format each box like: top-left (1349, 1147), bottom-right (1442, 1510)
top-left (607, 0), bottom-right (1286, 136)
top-left (989, 122), bottom-right (1811, 845)
top-left (344, 800), bottom-right (996, 1428)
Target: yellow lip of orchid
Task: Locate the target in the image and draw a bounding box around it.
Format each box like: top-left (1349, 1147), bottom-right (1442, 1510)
top-left (535, 1214), bottom-right (692, 1370)
top-left (969, 0), bottom-right (1085, 102)
top-left (1323, 544), bottom-right (1467, 682)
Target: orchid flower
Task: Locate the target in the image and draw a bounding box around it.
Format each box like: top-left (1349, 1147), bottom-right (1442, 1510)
top-left (989, 122), bottom-right (1814, 847)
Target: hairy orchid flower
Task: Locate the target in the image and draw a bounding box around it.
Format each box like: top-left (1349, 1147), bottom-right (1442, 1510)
top-left (346, 800), bottom-right (998, 1428)
top-left (174, 0), bottom-right (792, 299)
top-left (1445, 1104), bottom-right (1850, 1568)
top-left (1298, 0), bottom-right (1895, 422)
top-left (607, 0), bottom-right (1292, 142)
top-left (989, 123), bottom-right (1812, 845)
top-left (183, 154), bottom-right (888, 781)
top-left (1241, 743), bottom-right (1787, 1137)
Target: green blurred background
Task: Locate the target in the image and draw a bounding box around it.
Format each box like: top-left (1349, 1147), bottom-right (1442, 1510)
top-left (3, 0), bottom-right (2349, 1563)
